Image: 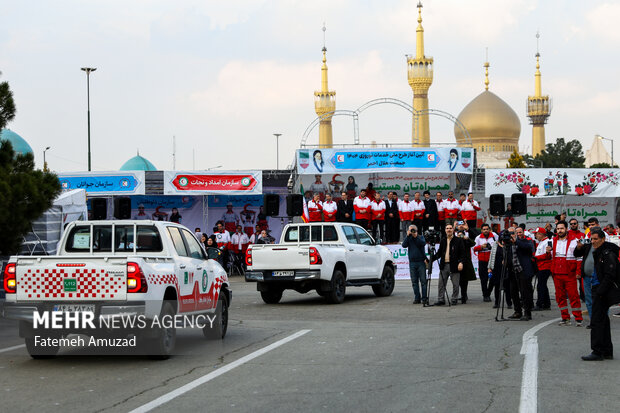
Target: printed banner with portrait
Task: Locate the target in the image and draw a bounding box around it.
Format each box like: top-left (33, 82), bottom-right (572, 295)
top-left (297, 148), bottom-right (474, 175)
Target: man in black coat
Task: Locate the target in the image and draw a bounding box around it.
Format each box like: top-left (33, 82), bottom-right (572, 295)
top-left (578, 228), bottom-right (620, 361)
top-left (384, 191), bottom-right (400, 244)
top-left (508, 227), bottom-right (536, 320)
top-left (336, 191), bottom-right (354, 223)
top-left (431, 223), bottom-right (465, 305)
top-left (423, 190), bottom-right (438, 233)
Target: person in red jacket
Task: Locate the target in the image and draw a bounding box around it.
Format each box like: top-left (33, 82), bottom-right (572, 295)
top-left (307, 193), bottom-right (323, 222)
top-left (532, 227), bottom-right (552, 311)
top-left (370, 192), bottom-right (386, 241)
top-left (353, 189), bottom-right (371, 229)
top-left (398, 193), bottom-right (413, 241)
top-left (461, 192), bottom-right (481, 229)
top-left (568, 218), bottom-right (586, 302)
top-left (443, 191), bottom-right (460, 227)
top-left (473, 223), bottom-right (498, 302)
top-left (411, 192), bottom-right (426, 233)
top-left (322, 193), bottom-right (337, 222)
top-left (435, 192), bottom-right (446, 234)
top-left (550, 221), bottom-right (584, 326)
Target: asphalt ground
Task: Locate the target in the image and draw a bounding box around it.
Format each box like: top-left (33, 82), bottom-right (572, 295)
top-left (1, 277), bottom-right (619, 413)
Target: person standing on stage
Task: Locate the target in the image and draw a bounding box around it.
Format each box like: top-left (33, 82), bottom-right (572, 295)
top-left (443, 192), bottom-right (460, 228)
top-left (411, 192), bottom-right (426, 235)
top-left (460, 192), bottom-right (481, 229)
top-left (435, 192), bottom-right (446, 234)
top-left (353, 189), bottom-right (371, 229)
top-left (370, 192), bottom-right (386, 242)
top-left (385, 191), bottom-right (401, 244)
top-left (322, 193), bottom-right (337, 222)
top-left (398, 193), bottom-right (413, 241)
top-left (307, 193), bottom-right (323, 222)
top-left (336, 191), bottom-right (354, 223)
top-left (423, 190), bottom-right (438, 233)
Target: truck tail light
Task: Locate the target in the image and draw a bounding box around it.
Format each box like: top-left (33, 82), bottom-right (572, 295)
top-left (245, 248), bottom-right (252, 267)
top-left (3, 263), bottom-right (16, 294)
top-left (309, 247), bottom-right (322, 265)
top-left (127, 262), bottom-right (148, 293)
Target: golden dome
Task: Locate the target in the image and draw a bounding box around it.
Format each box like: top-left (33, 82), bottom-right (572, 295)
top-left (454, 90), bottom-right (521, 153)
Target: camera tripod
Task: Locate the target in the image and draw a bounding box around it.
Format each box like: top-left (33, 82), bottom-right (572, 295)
top-left (495, 245), bottom-right (510, 321)
top-left (424, 244), bottom-right (452, 308)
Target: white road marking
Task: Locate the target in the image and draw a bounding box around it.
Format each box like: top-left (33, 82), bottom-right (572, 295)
top-left (128, 329), bottom-right (312, 413)
top-left (0, 344), bottom-right (25, 354)
top-left (519, 318), bottom-right (561, 413)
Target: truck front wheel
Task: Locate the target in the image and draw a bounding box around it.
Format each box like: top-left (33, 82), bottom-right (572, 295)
top-left (326, 270), bottom-right (346, 304)
top-left (372, 266), bottom-right (395, 297)
top-left (260, 288), bottom-right (283, 304)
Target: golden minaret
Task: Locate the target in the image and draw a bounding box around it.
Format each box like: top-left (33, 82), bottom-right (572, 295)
top-left (527, 32), bottom-right (551, 156)
top-left (314, 25), bottom-right (336, 148)
top-left (407, 1), bottom-right (433, 146)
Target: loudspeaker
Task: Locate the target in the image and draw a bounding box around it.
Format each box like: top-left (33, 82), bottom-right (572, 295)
top-left (489, 194), bottom-right (505, 216)
top-left (92, 198), bottom-right (107, 220)
top-left (114, 197), bottom-right (132, 219)
top-left (286, 194), bottom-right (304, 217)
top-left (263, 194), bottom-right (280, 216)
top-left (511, 193), bottom-right (527, 216)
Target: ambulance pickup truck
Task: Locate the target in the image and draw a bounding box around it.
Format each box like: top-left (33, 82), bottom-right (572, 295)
top-left (2, 220), bottom-right (231, 359)
top-left (245, 223), bottom-right (395, 304)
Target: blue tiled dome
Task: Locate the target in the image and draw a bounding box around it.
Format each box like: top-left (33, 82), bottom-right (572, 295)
top-left (0, 129), bottom-right (34, 156)
top-left (120, 154), bottom-right (157, 171)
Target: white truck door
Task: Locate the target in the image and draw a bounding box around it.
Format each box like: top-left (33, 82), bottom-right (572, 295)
top-left (179, 228), bottom-right (216, 312)
top-left (341, 225), bottom-right (364, 279)
top-left (353, 226), bottom-right (382, 277)
top-left (166, 227), bottom-right (197, 313)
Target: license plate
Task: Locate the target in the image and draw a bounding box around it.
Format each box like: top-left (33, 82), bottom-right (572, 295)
top-left (53, 304), bottom-right (96, 313)
top-left (272, 271), bottom-right (294, 277)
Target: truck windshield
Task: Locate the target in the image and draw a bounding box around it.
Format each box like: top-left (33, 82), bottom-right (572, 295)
top-left (65, 225), bottom-right (163, 253)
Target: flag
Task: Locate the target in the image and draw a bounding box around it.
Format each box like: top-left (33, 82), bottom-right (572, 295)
top-left (300, 183), bottom-right (310, 223)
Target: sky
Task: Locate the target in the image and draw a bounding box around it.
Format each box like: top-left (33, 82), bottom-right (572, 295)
top-left (1, 0), bottom-right (619, 172)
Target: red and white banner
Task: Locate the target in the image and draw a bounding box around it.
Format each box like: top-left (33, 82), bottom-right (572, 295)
top-left (164, 171), bottom-right (262, 195)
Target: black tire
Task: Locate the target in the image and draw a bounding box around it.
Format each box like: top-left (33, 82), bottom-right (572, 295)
top-left (315, 288), bottom-right (327, 297)
top-left (25, 335), bottom-right (59, 359)
top-left (148, 301), bottom-right (177, 359)
top-left (372, 266), bottom-right (395, 297)
top-left (260, 288), bottom-right (283, 304)
top-left (204, 293), bottom-right (229, 339)
top-left (326, 270), bottom-right (346, 304)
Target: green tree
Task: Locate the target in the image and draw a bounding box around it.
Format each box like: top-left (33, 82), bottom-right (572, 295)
top-left (507, 149), bottom-right (527, 168)
top-left (0, 71), bottom-right (17, 130)
top-left (0, 141), bottom-right (61, 255)
top-left (535, 138), bottom-right (585, 168)
top-left (590, 162), bottom-right (612, 168)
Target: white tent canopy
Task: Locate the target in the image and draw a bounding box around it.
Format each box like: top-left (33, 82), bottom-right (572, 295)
top-left (21, 189), bottom-right (88, 255)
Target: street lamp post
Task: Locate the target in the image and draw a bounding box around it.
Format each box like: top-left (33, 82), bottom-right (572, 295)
top-left (81, 67), bottom-right (97, 171)
top-left (43, 146), bottom-right (51, 172)
top-left (273, 133), bottom-right (282, 169)
top-left (597, 135), bottom-right (614, 167)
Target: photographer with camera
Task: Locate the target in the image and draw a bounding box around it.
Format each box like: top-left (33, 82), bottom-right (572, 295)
top-left (431, 224), bottom-right (465, 305)
top-left (402, 225), bottom-right (428, 304)
top-left (510, 227), bottom-right (536, 320)
top-left (488, 230), bottom-right (513, 310)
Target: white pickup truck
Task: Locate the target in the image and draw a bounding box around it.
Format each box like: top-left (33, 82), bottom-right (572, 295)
top-left (245, 222), bottom-right (395, 304)
top-left (2, 220), bottom-right (231, 359)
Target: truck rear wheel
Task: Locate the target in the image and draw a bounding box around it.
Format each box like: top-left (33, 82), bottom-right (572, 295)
top-left (147, 300), bottom-right (177, 359)
top-left (372, 266), bottom-right (395, 297)
top-left (25, 334), bottom-right (60, 359)
top-left (204, 293), bottom-right (228, 339)
top-left (260, 288), bottom-right (283, 304)
top-left (326, 270), bottom-right (346, 304)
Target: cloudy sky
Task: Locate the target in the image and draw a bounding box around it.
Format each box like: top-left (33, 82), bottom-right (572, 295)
top-left (2, 0), bottom-right (619, 172)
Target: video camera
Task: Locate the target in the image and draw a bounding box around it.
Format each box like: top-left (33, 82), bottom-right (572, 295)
top-left (500, 230), bottom-right (513, 244)
top-left (424, 228), bottom-right (442, 245)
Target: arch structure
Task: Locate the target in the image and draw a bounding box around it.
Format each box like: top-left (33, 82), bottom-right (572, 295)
top-left (299, 98), bottom-right (471, 147)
